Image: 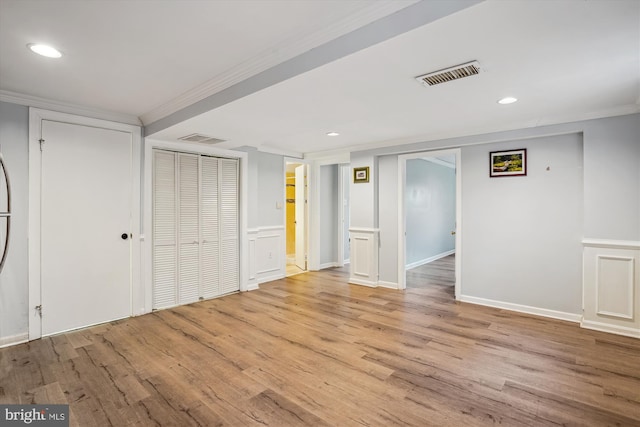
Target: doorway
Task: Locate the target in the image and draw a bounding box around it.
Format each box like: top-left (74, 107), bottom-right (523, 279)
top-left (398, 149), bottom-right (461, 298)
top-left (285, 162), bottom-right (307, 276)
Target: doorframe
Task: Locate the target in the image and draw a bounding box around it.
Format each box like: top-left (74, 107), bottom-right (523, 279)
top-left (397, 148), bottom-right (462, 298)
top-left (283, 159), bottom-right (310, 272)
top-left (28, 108), bottom-right (142, 340)
top-left (337, 164), bottom-right (350, 267)
top-left (144, 139), bottom-right (249, 312)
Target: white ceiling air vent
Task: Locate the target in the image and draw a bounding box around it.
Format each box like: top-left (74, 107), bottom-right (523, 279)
top-left (415, 61), bottom-right (480, 87)
top-left (178, 133), bottom-right (226, 144)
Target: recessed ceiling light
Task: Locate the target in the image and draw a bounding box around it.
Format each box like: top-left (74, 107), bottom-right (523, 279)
top-left (497, 96), bottom-right (518, 105)
top-left (27, 43), bottom-right (62, 58)
top-left (326, 132), bottom-right (340, 136)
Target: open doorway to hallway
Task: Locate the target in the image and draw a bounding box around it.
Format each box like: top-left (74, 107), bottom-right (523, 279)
top-left (398, 149), bottom-right (461, 298)
top-left (285, 162), bottom-right (307, 276)
top-left (406, 254), bottom-right (455, 299)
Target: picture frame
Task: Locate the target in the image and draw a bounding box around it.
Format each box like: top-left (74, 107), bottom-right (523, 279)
top-left (490, 148), bottom-right (527, 177)
top-left (353, 166), bottom-right (369, 183)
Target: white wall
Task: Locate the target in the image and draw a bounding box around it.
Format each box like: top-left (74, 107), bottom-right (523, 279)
top-left (0, 101), bottom-right (29, 344)
top-left (349, 152), bottom-right (378, 228)
top-left (405, 159), bottom-right (455, 266)
top-left (462, 133), bottom-right (583, 314)
top-left (378, 156), bottom-right (398, 284)
top-left (255, 151), bottom-right (285, 228)
top-left (351, 113), bottom-right (639, 317)
top-left (319, 164), bottom-right (338, 266)
top-left (583, 114), bottom-right (640, 240)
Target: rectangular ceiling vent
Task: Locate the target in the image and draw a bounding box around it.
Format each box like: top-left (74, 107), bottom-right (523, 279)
top-left (415, 61), bottom-right (480, 87)
top-left (178, 133), bottom-right (226, 144)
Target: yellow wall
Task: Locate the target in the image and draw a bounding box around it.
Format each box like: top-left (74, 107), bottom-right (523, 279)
top-left (286, 173), bottom-right (296, 255)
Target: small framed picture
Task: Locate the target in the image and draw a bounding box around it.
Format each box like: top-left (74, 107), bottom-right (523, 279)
top-left (353, 166), bottom-right (369, 183)
top-left (490, 149), bottom-right (527, 177)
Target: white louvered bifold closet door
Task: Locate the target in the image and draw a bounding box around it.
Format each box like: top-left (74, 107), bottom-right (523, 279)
top-left (220, 159), bottom-right (239, 294)
top-left (178, 154), bottom-right (200, 304)
top-left (153, 151), bottom-right (178, 309)
top-left (200, 156), bottom-right (220, 298)
top-left (152, 150), bottom-right (239, 310)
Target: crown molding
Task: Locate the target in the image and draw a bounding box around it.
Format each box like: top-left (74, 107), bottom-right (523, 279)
top-left (308, 103), bottom-right (640, 158)
top-left (139, 1), bottom-right (419, 126)
top-left (0, 90), bottom-right (142, 126)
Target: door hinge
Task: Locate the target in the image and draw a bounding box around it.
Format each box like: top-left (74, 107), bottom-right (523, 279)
top-left (39, 139), bottom-right (45, 151)
top-left (35, 305), bottom-right (42, 317)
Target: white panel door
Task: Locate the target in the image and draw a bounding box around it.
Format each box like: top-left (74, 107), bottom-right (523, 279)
top-left (295, 165), bottom-right (306, 270)
top-left (178, 154), bottom-right (200, 304)
top-left (220, 158), bottom-right (239, 294)
top-left (200, 156), bottom-right (220, 298)
top-left (152, 150), bottom-right (177, 309)
top-left (41, 120), bottom-right (131, 336)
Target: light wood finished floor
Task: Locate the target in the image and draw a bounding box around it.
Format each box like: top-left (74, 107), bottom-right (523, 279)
top-left (2, 266), bottom-right (640, 426)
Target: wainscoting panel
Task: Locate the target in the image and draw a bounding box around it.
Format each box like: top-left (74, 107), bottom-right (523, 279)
top-left (349, 228), bottom-right (379, 287)
top-left (247, 229), bottom-right (259, 290)
top-left (583, 239), bottom-right (640, 338)
top-left (253, 226), bottom-right (286, 284)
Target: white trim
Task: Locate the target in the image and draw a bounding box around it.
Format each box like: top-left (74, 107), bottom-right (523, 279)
top-left (0, 333), bottom-right (29, 349)
top-left (247, 229), bottom-right (258, 290)
top-left (348, 277), bottom-right (378, 288)
top-left (398, 148), bottom-right (461, 301)
top-left (257, 144), bottom-right (303, 159)
top-left (405, 249), bottom-right (455, 270)
top-left (459, 295), bottom-right (582, 323)
top-left (307, 106), bottom-right (640, 159)
top-left (143, 139), bottom-right (249, 313)
top-left (2, 90), bottom-right (141, 126)
top-left (595, 255), bottom-right (635, 320)
top-left (319, 262), bottom-right (339, 270)
top-left (420, 157), bottom-right (455, 169)
top-left (378, 280), bottom-right (399, 289)
top-left (582, 239), bottom-right (640, 250)
top-left (258, 273), bottom-right (286, 284)
top-left (258, 225), bottom-right (285, 232)
top-left (28, 108), bottom-right (142, 341)
top-left (247, 283), bottom-right (260, 291)
top-left (349, 227), bottom-right (379, 233)
top-left (580, 319), bottom-right (640, 339)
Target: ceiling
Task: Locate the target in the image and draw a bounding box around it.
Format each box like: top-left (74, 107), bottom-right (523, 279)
top-left (1, 0), bottom-right (639, 157)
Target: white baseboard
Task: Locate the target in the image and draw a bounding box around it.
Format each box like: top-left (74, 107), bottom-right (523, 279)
top-left (348, 277), bottom-right (378, 288)
top-left (406, 249), bottom-right (455, 270)
top-left (378, 281), bottom-right (399, 289)
top-left (459, 295), bottom-right (582, 323)
top-left (581, 320), bottom-right (640, 339)
top-left (0, 332), bottom-right (29, 348)
top-left (246, 283), bottom-right (260, 291)
top-left (319, 262), bottom-right (339, 270)
top-left (258, 273), bottom-right (286, 285)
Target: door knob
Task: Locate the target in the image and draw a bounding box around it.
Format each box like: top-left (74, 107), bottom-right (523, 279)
top-left (121, 233), bottom-right (129, 240)
top-left (451, 231), bottom-right (456, 235)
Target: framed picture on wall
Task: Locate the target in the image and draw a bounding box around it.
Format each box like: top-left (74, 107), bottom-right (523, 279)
top-left (353, 166), bottom-right (369, 183)
top-left (490, 149), bottom-right (527, 177)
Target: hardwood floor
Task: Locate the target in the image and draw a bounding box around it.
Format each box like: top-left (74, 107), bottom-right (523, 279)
top-left (2, 266), bottom-right (640, 426)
